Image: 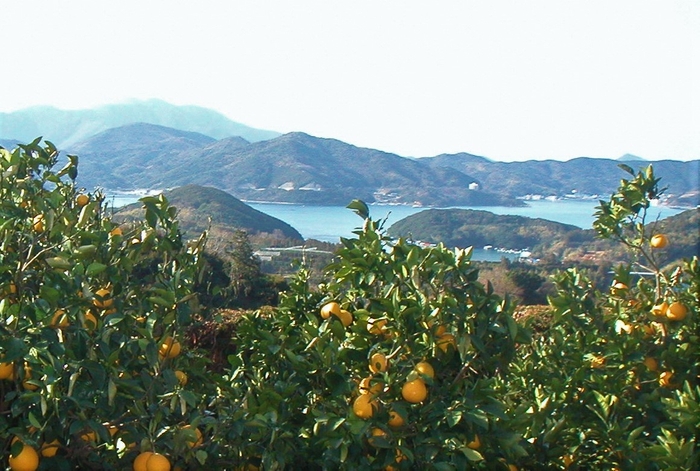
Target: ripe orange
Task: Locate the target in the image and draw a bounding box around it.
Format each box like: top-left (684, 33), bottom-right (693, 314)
top-left (80, 430), bottom-right (97, 442)
top-left (401, 378), bottom-right (428, 403)
top-left (352, 394), bottom-right (377, 419)
top-left (641, 324), bottom-right (656, 338)
top-left (32, 215), bottom-right (44, 233)
top-left (83, 311), bottom-right (98, 330)
top-left (359, 376), bottom-right (383, 396)
top-left (40, 439), bottom-right (60, 457)
top-left (175, 370), bottom-right (188, 386)
top-left (76, 194), bottom-right (89, 207)
top-left (666, 302), bottom-right (688, 321)
top-left (436, 333), bottom-right (456, 353)
top-left (0, 361), bottom-right (15, 380)
top-left (159, 336), bottom-right (181, 359)
top-left (651, 302), bottom-right (668, 317)
top-left (50, 309), bottom-right (69, 328)
top-left (110, 227), bottom-right (123, 237)
top-left (336, 309), bottom-right (353, 327)
top-left (384, 449), bottom-right (407, 471)
top-left (320, 302), bottom-right (341, 319)
top-left (611, 281), bottom-right (628, 290)
top-left (387, 409), bottom-right (405, 428)
top-left (93, 288), bottom-right (113, 309)
top-left (415, 361), bottom-right (435, 379)
top-left (562, 454), bottom-right (574, 467)
top-left (8, 441), bottom-right (39, 471)
top-left (133, 451), bottom-right (154, 471)
top-left (659, 371), bottom-right (674, 388)
top-left (182, 425), bottom-right (203, 448)
top-left (369, 352), bottom-right (389, 373)
top-left (368, 427), bottom-right (387, 447)
top-left (22, 364), bottom-right (38, 391)
top-left (367, 318), bottom-right (387, 335)
top-left (643, 357), bottom-right (658, 372)
top-left (650, 234), bottom-right (668, 249)
top-left (466, 434), bottom-right (481, 450)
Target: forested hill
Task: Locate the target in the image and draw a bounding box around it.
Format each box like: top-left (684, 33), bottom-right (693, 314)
top-left (388, 207), bottom-right (699, 266)
top-left (115, 184), bottom-right (303, 241)
top-left (387, 208), bottom-right (584, 251)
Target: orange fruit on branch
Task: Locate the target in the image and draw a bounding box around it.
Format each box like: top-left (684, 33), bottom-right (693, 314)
top-left (650, 234), bottom-right (668, 249)
top-left (352, 394), bottom-right (377, 419)
top-left (8, 440), bottom-right (39, 471)
top-left (666, 302), bottom-right (688, 321)
top-left (401, 378), bottom-right (428, 403)
top-left (320, 302), bottom-right (341, 319)
top-left (369, 352), bottom-right (389, 373)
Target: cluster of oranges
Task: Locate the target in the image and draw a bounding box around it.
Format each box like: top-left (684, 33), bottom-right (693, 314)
top-left (321, 301), bottom-right (455, 470)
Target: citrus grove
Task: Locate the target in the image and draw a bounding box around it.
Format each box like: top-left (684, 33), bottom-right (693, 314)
top-left (1, 140), bottom-right (697, 470)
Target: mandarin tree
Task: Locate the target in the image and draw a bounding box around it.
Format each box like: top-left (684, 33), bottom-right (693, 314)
top-left (502, 165), bottom-right (698, 470)
top-left (0, 140), bottom-right (222, 470)
top-left (225, 200), bottom-right (528, 470)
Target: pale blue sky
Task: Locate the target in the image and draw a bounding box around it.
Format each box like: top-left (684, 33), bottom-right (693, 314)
top-left (2, 1), bottom-right (697, 161)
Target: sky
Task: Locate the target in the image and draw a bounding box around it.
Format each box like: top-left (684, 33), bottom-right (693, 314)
top-left (1, 1), bottom-right (698, 161)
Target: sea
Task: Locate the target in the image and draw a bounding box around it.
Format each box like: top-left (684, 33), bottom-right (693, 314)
top-left (109, 195), bottom-right (687, 262)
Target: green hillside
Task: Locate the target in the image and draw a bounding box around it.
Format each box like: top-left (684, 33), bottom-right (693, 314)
top-left (388, 207), bottom-right (699, 267)
top-left (115, 184), bottom-right (303, 241)
top-left (388, 208), bottom-right (582, 251)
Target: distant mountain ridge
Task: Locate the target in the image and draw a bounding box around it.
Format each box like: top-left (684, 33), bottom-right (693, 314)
top-left (64, 124), bottom-right (518, 207)
top-left (2, 102), bottom-right (698, 208)
top-left (0, 99), bottom-right (280, 148)
top-left (422, 154), bottom-right (699, 206)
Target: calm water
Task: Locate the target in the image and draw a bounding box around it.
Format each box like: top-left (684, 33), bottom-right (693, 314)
top-left (110, 195), bottom-right (685, 260)
top-left (245, 200), bottom-right (684, 242)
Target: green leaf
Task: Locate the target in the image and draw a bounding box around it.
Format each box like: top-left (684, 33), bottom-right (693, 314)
top-left (86, 262), bottom-right (107, 276)
top-left (347, 199), bottom-right (370, 220)
top-left (460, 447), bottom-right (484, 461)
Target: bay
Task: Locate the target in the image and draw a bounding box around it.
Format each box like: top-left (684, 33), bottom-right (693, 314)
top-left (246, 199), bottom-right (684, 243)
top-left (109, 195), bottom-right (685, 261)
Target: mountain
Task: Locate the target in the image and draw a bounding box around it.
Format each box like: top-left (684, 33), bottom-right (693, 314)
top-left (618, 154), bottom-right (646, 161)
top-left (67, 123), bottom-right (219, 190)
top-left (0, 99), bottom-right (280, 148)
top-left (422, 154), bottom-right (699, 206)
top-left (68, 128), bottom-right (521, 207)
top-left (388, 208), bottom-right (584, 251)
top-left (115, 184), bottom-right (303, 240)
top-left (388, 207), bottom-right (699, 266)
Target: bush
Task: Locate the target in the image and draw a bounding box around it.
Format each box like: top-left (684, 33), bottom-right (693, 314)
top-left (0, 140), bottom-right (220, 470)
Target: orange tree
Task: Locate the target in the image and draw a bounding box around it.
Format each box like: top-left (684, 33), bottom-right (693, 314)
top-left (0, 140), bottom-right (223, 470)
top-left (501, 165), bottom-right (698, 469)
top-left (224, 200), bottom-right (529, 470)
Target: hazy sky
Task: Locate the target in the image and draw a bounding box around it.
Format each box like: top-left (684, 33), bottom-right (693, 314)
top-left (2, 1), bottom-right (698, 161)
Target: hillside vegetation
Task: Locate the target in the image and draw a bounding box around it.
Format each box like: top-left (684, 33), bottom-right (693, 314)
top-left (388, 208), bottom-right (580, 251)
top-left (114, 184), bottom-right (303, 241)
top-left (388, 206), bottom-right (699, 268)
top-left (0, 139), bottom-right (697, 470)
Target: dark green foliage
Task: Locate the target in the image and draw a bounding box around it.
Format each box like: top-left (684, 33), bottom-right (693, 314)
top-left (115, 184), bottom-right (303, 240)
top-left (388, 208), bottom-right (585, 251)
top-left (506, 268), bottom-right (546, 305)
